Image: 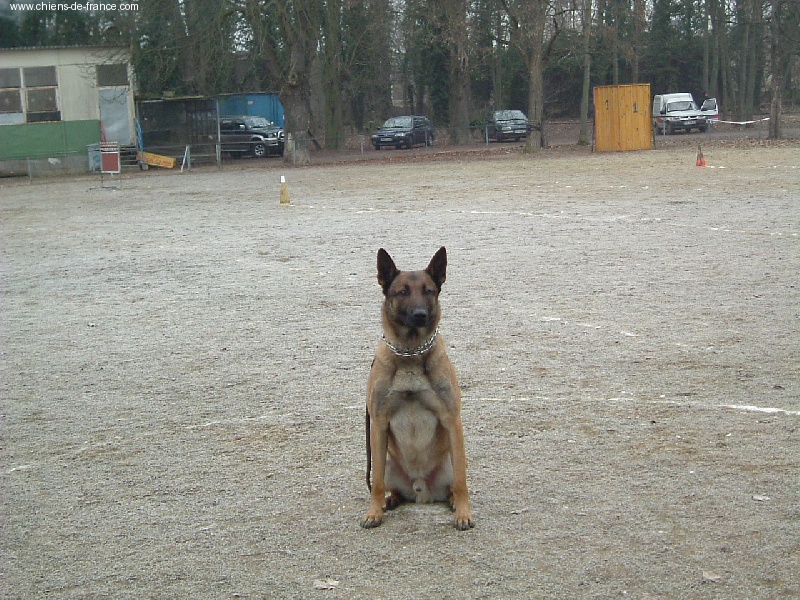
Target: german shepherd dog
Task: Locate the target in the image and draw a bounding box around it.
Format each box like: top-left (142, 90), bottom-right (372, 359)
top-left (362, 247), bottom-right (474, 530)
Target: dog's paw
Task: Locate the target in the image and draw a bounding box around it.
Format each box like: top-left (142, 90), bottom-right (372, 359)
top-left (385, 491), bottom-right (403, 511)
top-left (361, 513), bottom-right (384, 529)
top-left (454, 512), bottom-right (475, 531)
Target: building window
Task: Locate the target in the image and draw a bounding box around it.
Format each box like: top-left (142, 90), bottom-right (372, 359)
top-left (1, 65), bottom-right (62, 124)
top-left (0, 68), bottom-right (21, 89)
top-left (0, 89), bottom-right (23, 113)
top-left (26, 88), bottom-right (60, 122)
top-left (96, 64), bottom-right (129, 87)
top-left (22, 66), bottom-right (61, 123)
top-left (23, 66), bottom-right (57, 87)
top-left (0, 68), bottom-right (24, 124)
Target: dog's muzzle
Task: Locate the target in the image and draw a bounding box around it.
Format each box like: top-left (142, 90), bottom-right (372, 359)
top-left (406, 308), bottom-right (430, 328)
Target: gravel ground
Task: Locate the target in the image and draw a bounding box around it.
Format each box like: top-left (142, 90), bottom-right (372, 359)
top-left (2, 143), bottom-right (799, 599)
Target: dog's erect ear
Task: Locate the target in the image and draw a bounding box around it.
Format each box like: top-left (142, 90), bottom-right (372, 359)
top-left (377, 248), bottom-right (399, 295)
top-left (425, 246), bottom-right (447, 291)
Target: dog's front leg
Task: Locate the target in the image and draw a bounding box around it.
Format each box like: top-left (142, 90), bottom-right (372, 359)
top-left (444, 416), bottom-right (474, 530)
top-left (362, 416), bottom-right (389, 528)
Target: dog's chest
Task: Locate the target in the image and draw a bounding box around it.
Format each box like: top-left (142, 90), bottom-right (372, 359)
top-left (389, 398), bottom-right (439, 451)
top-left (389, 363), bottom-right (433, 395)
top-left (384, 365), bottom-right (441, 428)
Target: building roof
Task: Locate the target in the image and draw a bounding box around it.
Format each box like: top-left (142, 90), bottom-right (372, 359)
top-left (0, 45), bottom-right (129, 52)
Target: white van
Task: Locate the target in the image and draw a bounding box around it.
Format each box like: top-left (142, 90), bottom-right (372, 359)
top-left (652, 93), bottom-right (718, 134)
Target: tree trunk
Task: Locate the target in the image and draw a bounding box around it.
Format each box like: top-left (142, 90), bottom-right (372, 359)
top-left (242, 0), bottom-right (282, 88)
top-left (709, 0), bottom-right (720, 98)
top-left (323, 0), bottom-right (343, 150)
top-left (279, 5), bottom-right (319, 165)
top-left (768, 67), bottom-right (785, 139)
top-left (737, 0), bottom-right (750, 119)
top-left (632, 0), bottom-right (644, 82)
top-left (578, 0), bottom-right (592, 145)
top-left (492, 10), bottom-right (504, 108)
top-left (611, 0), bottom-right (619, 85)
top-left (717, 0), bottom-right (734, 119)
top-left (702, 0), bottom-right (710, 93)
top-left (526, 24), bottom-right (545, 152)
top-left (743, 0), bottom-right (761, 120)
top-left (744, 30), bottom-right (758, 119)
top-left (504, 0), bottom-right (549, 153)
top-left (767, 0), bottom-right (796, 139)
top-left (282, 74), bottom-right (313, 165)
top-left (446, 0), bottom-right (471, 144)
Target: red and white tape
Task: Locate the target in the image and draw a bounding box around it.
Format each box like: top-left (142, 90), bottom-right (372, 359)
top-left (714, 117), bottom-right (770, 125)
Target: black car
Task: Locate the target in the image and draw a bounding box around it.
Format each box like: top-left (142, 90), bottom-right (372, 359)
top-left (371, 116), bottom-right (435, 150)
top-left (485, 110), bottom-right (531, 142)
top-left (220, 115), bottom-right (284, 158)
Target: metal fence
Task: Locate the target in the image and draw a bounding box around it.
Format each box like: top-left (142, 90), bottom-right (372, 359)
top-left (2, 114), bottom-right (797, 179)
top-left (135, 124), bottom-right (544, 169)
top-left (161, 116), bottom-right (794, 168)
top-left (652, 115), bottom-right (775, 146)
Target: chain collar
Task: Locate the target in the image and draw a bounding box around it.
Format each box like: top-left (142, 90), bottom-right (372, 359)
top-left (382, 326), bottom-right (440, 357)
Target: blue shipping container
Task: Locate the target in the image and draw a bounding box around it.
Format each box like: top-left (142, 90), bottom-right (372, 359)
top-left (217, 94), bottom-right (285, 128)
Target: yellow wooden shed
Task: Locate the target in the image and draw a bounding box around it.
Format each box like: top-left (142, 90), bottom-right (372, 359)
top-left (593, 84), bottom-right (652, 152)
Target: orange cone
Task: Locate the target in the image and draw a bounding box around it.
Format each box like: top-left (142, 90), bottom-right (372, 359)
top-left (696, 145), bottom-right (707, 167)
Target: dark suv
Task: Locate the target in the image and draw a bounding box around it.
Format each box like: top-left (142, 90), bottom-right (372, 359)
top-left (220, 115), bottom-right (284, 157)
top-left (485, 110), bottom-right (531, 142)
top-left (371, 116), bottom-right (434, 150)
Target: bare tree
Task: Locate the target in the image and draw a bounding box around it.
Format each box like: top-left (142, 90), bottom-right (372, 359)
top-left (239, 0), bottom-right (283, 87)
top-left (631, 0), bottom-right (644, 82)
top-left (182, 0), bottom-right (238, 95)
top-left (734, 0), bottom-right (762, 121)
top-left (322, 0), bottom-right (343, 150)
top-left (708, 0), bottom-right (735, 118)
top-left (491, 5), bottom-right (506, 109)
top-left (578, 0), bottom-right (592, 146)
top-left (106, 0), bottom-right (798, 155)
top-left (238, 0), bottom-right (322, 164)
top-left (501, 0), bottom-right (559, 151)
top-left (440, 0), bottom-right (472, 144)
top-left (280, 3), bottom-right (321, 164)
top-left (767, 0), bottom-right (800, 139)
top-left (339, 0), bottom-right (394, 130)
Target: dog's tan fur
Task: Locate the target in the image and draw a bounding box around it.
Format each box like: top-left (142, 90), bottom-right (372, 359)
top-left (362, 247), bottom-right (474, 530)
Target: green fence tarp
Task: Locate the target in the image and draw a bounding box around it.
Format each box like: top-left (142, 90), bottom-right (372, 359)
top-left (0, 120), bottom-right (102, 160)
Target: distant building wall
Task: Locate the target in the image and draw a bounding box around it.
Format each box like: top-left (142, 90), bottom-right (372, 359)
top-left (0, 46), bottom-right (134, 172)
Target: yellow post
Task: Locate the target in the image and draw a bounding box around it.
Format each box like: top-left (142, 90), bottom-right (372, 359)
top-left (280, 175), bottom-right (291, 205)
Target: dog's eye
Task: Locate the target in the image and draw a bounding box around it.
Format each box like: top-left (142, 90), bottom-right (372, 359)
top-left (423, 287), bottom-right (437, 296)
top-left (394, 287), bottom-right (410, 296)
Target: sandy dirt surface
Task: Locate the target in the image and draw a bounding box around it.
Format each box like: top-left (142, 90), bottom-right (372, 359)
top-left (2, 143), bottom-right (799, 599)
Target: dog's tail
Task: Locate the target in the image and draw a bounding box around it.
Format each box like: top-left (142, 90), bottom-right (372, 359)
top-left (365, 405), bottom-right (372, 491)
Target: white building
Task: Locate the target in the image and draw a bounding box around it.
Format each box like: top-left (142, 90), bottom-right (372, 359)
top-left (0, 46), bottom-right (135, 172)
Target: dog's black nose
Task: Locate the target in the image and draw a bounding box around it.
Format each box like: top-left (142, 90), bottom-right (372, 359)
top-left (411, 309), bottom-right (428, 326)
